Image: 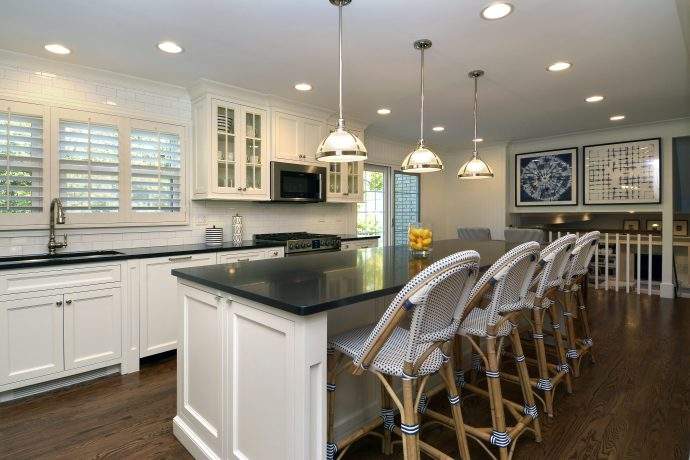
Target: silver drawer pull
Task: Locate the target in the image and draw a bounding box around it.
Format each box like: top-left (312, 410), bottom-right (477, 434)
top-left (169, 255), bottom-right (193, 262)
top-left (237, 258), bottom-right (250, 262)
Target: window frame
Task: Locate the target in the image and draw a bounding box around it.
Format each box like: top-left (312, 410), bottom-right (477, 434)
top-left (0, 99), bottom-right (50, 228)
top-left (127, 118), bottom-right (187, 224)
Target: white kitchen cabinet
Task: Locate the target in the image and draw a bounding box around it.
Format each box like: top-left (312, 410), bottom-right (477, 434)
top-left (63, 288), bottom-right (121, 370)
top-left (217, 247), bottom-right (284, 264)
top-left (273, 111), bottom-right (327, 164)
top-left (341, 238), bottom-right (379, 251)
top-left (192, 95), bottom-right (270, 200)
top-left (139, 253), bottom-right (217, 358)
top-left (327, 160), bottom-right (364, 203)
top-left (0, 294), bottom-right (64, 385)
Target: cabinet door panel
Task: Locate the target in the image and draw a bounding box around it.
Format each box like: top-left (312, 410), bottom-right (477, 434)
top-left (140, 254), bottom-right (216, 357)
top-left (213, 102), bottom-right (241, 193)
top-left (0, 295), bottom-right (64, 385)
top-left (242, 108), bottom-right (268, 196)
top-left (301, 119), bottom-right (324, 163)
top-left (64, 288), bottom-right (121, 370)
top-left (274, 112), bottom-right (300, 161)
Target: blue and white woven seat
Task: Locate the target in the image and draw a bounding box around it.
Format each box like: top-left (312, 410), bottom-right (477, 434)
top-left (458, 307), bottom-right (513, 337)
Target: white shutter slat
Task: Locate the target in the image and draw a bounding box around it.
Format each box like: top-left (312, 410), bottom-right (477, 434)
top-left (0, 110), bottom-right (44, 214)
top-left (130, 128), bottom-right (181, 213)
top-left (58, 119), bottom-right (120, 213)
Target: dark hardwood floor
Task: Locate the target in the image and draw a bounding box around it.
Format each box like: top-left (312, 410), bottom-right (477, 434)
top-left (1, 290), bottom-right (688, 459)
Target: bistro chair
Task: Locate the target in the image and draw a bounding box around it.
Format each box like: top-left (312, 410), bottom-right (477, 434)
top-left (501, 234), bottom-right (577, 417)
top-left (326, 251), bottom-right (480, 460)
top-left (425, 242), bottom-right (543, 460)
top-left (457, 227), bottom-right (492, 241)
top-left (560, 231), bottom-right (600, 377)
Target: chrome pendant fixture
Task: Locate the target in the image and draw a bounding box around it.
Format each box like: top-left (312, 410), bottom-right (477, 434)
top-left (401, 39), bottom-right (443, 173)
top-left (458, 70), bottom-right (494, 179)
top-left (316, 0), bottom-right (367, 163)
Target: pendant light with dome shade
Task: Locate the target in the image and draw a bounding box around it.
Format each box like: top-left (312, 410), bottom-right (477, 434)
top-left (316, 0), bottom-right (367, 163)
top-left (401, 39), bottom-right (444, 173)
top-left (457, 70), bottom-right (495, 179)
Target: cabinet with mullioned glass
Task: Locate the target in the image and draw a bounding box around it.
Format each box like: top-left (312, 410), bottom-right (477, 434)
top-left (326, 128), bottom-right (364, 203)
top-left (192, 96), bottom-right (269, 200)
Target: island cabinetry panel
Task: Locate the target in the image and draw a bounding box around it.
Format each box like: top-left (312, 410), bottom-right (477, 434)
top-left (139, 253), bottom-right (217, 358)
top-left (192, 95), bottom-right (270, 201)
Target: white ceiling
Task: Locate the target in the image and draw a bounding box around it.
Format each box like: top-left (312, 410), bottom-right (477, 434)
top-left (1, 0), bottom-right (689, 151)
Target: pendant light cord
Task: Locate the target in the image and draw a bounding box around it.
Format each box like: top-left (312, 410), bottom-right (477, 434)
top-left (338, 2), bottom-right (344, 128)
top-left (473, 75), bottom-right (478, 156)
top-left (420, 47), bottom-right (425, 146)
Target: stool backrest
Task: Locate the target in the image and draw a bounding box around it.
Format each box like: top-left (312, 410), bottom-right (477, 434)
top-left (457, 227), bottom-right (492, 241)
top-left (533, 234), bottom-right (577, 297)
top-left (566, 231), bottom-right (601, 281)
top-left (354, 251), bottom-right (480, 371)
top-left (504, 227), bottom-right (545, 244)
top-left (466, 242), bottom-right (541, 330)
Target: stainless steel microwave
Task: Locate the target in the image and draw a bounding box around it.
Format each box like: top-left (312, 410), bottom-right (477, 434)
top-left (270, 162), bottom-right (327, 202)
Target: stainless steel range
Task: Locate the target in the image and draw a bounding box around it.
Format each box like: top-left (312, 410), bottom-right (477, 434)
top-left (253, 232), bottom-right (341, 256)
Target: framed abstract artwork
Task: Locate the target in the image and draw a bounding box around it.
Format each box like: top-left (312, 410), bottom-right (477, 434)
top-left (515, 148), bottom-right (578, 207)
top-left (583, 138), bottom-right (661, 205)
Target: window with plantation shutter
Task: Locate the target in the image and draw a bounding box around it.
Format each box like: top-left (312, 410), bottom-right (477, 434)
top-left (130, 127), bottom-right (182, 213)
top-left (0, 107), bottom-right (44, 215)
top-left (58, 118), bottom-right (119, 213)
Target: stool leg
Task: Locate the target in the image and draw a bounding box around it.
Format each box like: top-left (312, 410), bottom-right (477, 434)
top-left (562, 290), bottom-right (581, 378)
top-left (486, 337), bottom-right (509, 460)
top-left (326, 350), bottom-right (338, 460)
top-left (547, 302), bottom-right (572, 395)
top-left (510, 326), bottom-right (542, 442)
top-left (576, 287), bottom-right (595, 364)
top-left (401, 376), bottom-right (421, 460)
top-left (440, 357), bottom-right (470, 459)
top-left (531, 308), bottom-right (554, 417)
top-left (454, 335), bottom-right (466, 389)
top-left (380, 375), bottom-right (394, 455)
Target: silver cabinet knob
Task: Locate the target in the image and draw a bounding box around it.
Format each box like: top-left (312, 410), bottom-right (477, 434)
top-left (66, 299), bottom-right (73, 305)
top-left (56, 300), bottom-right (63, 307)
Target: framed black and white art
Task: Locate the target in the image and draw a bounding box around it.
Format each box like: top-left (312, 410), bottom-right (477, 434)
top-left (515, 148), bottom-right (578, 207)
top-left (583, 138), bottom-right (661, 205)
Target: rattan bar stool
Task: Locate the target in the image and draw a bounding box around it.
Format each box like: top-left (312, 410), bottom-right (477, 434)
top-left (560, 231), bottom-right (600, 377)
top-left (425, 242), bottom-right (543, 460)
top-left (500, 234), bottom-right (576, 418)
top-left (326, 251), bottom-right (480, 460)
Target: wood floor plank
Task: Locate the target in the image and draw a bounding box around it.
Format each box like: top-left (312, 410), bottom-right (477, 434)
top-left (0, 290), bottom-right (688, 459)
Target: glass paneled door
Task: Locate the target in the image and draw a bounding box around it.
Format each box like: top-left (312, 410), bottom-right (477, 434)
top-left (393, 171), bottom-right (420, 245)
top-left (357, 164), bottom-right (388, 245)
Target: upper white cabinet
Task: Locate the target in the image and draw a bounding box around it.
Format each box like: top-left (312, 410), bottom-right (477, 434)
top-left (327, 160), bottom-right (363, 203)
top-left (272, 111), bottom-right (326, 164)
top-left (192, 96), bottom-right (270, 200)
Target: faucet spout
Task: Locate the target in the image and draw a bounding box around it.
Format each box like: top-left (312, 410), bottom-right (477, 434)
top-left (48, 198), bottom-right (68, 254)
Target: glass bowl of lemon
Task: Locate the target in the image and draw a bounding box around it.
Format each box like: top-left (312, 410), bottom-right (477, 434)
top-left (408, 223), bottom-right (433, 257)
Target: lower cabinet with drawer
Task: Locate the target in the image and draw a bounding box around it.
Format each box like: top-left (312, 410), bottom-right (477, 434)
top-left (341, 238), bottom-right (379, 251)
top-left (217, 247), bottom-right (284, 264)
top-left (0, 285), bottom-right (122, 388)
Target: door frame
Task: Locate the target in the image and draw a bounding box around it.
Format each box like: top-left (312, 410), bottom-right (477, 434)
top-left (392, 169), bottom-right (422, 246)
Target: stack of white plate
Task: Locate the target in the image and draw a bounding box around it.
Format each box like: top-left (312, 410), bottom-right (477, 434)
top-left (205, 226), bottom-right (223, 247)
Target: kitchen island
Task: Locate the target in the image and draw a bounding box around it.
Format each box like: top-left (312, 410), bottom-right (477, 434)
top-left (171, 239), bottom-right (511, 460)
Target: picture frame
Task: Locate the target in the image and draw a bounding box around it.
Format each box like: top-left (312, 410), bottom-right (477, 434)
top-left (646, 220), bottom-right (662, 232)
top-left (623, 219), bottom-right (640, 231)
top-left (515, 147), bottom-right (578, 207)
top-left (583, 138), bottom-right (661, 205)
top-left (673, 220), bottom-right (688, 237)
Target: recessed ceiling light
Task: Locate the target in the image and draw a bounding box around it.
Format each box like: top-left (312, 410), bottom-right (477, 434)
top-left (473, 137), bottom-right (484, 142)
top-left (610, 114), bottom-right (626, 121)
top-left (480, 2), bottom-right (513, 20)
top-left (585, 95), bottom-right (605, 103)
top-left (432, 126), bottom-right (445, 132)
top-left (44, 44), bottom-right (71, 55)
top-left (34, 71), bottom-right (56, 78)
top-left (157, 41), bottom-right (183, 54)
top-left (106, 100), bottom-right (118, 106)
top-left (294, 83), bottom-right (312, 91)
top-left (547, 61), bottom-right (572, 72)
top-left (377, 108), bottom-right (391, 115)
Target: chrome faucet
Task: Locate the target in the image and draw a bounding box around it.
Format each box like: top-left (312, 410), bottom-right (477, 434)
top-left (48, 198), bottom-right (68, 254)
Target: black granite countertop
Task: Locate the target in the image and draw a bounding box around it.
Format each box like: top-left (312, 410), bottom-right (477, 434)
top-left (0, 240), bottom-right (283, 271)
top-left (172, 239), bottom-right (513, 316)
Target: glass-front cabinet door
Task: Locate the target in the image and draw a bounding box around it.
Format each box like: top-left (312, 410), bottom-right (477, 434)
top-left (328, 163), bottom-right (343, 196)
top-left (244, 110), bottom-right (263, 192)
top-left (214, 103), bottom-right (239, 193)
top-left (346, 161), bottom-right (362, 199)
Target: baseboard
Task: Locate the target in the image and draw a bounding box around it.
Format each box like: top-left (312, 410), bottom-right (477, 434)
top-left (173, 416), bottom-right (220, 460)
top-left (660, 282), bottom-right (675, 299)
top-left (0, 365), bottom-right (119, 403)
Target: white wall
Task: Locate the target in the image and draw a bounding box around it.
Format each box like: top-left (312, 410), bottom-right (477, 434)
top-left (0, 50), bottom-right (356, 256)
top-left (421, 144), bottom-right (508, 240)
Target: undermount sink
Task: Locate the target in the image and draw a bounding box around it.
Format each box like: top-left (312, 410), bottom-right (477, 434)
top-left (0, 250), bottom-right (124, 264)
